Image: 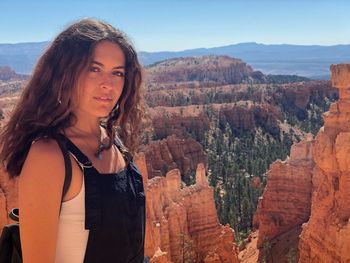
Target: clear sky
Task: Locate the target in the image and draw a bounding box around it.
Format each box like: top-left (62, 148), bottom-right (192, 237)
top-left (1, 0), bottom-right (349, 52)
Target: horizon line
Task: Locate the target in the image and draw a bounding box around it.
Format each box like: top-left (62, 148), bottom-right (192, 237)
top-left (1, 41), bottom-right (350, 53)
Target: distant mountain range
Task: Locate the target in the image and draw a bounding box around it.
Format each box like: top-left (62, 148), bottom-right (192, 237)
top-left (1, 41), bottom-right (350, 79)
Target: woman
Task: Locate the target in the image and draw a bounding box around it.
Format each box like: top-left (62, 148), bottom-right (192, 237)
top-left (0, 18), bottom-right (146, 262)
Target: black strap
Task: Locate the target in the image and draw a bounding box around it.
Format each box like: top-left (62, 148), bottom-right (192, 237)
top-left (54, 134), bottom-right (72, 215)
top-left (62, 135), bottom-right (93, 167)
top-left (63, 133), bottom-right (128, 168)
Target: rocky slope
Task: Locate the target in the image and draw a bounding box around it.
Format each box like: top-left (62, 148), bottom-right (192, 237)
top-left (145, 55), bottom-right (267, 84)
top-left (298, 64), bottom-right (350, 262)
top-left (252, 137), bottom-right (314, 262)
top-left (219, 103), bottom-right (283, 136)
top-left (141, 134), bottom-right (208, 180)
top-left (134, 154), bottom-right (239, 262)
top-left (246, 64), bottom-right (350, 262)
top-left (151, 112), bottom-right (210, 141)
top-left (0, 66), bottom-right (27, 81)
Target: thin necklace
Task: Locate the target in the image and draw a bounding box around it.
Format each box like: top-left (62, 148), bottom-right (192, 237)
top-left (70, 125), bottom-right (105, 160)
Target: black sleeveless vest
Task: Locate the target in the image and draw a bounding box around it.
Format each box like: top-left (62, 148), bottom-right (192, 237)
top-left (62, 135), bottom-right (147, 263)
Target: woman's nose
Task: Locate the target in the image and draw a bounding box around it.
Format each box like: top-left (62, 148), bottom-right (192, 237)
top-left (100, 74), bottom-right (113, 89)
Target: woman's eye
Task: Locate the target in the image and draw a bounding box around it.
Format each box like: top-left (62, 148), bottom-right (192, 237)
top-left (89, 66), bottom-right (100, 72)
top-left (113, 71), bottom-right (125, 77)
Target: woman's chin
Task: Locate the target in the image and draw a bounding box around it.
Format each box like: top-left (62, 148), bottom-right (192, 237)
top-left (96, 111), bottom-right (112, 118)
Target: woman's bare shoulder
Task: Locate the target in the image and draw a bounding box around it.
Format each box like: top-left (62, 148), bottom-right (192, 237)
top-left (30, 137), bottom-right (62, 155)
top-left (20, 137), bottom-right (65, 188)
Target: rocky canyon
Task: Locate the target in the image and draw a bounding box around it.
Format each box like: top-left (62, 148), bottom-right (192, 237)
top-left (245, 64), bottom-right (350, 263)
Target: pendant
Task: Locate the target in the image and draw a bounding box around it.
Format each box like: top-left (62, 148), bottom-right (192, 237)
top-left (95, 142), bottom-right (104, 160)
top-left (96, 151), bottom-right (103, 160)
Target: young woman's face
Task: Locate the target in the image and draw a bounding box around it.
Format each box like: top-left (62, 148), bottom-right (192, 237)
top-left (75, 40), bottom-right (126, 118)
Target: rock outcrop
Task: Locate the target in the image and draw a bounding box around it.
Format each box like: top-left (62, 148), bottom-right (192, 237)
top-left (219, 103), bottom-right (283, 136)
top-left (142, 134), bottom-right (208, 179)
top-left (298, 64), bottom-right (350, 262)
top-left (152, 113), bottom-right (210, 142)
top-left (140, 157), bottom-right (239, 263)
top-left (250, 65), bottom-right (350, 263)
top-left (145, 55), bottom-right (267, 84)
top-left (238, 231), bottom-right (260, 263)
top-left (252, 136), bottom-right (314, 261)
top-left (0, 66), bottom-right (27, 81)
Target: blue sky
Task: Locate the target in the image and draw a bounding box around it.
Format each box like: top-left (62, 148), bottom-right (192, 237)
top-left (0, 0), bottom-right (349, 52)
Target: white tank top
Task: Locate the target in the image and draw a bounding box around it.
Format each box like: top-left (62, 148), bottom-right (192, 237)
top-left (55, 177), bottom-right (89, 263)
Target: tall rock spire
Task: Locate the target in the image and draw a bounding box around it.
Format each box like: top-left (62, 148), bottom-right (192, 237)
top-left (299, 64), bottom-right (350, 262)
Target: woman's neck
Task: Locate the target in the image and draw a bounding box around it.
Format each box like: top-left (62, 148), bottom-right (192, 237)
top-left (69, 109), bottom-right (102, 137)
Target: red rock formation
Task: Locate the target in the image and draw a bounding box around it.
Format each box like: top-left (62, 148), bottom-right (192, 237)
top-left (238, 231), bottom-right (260, 263)
top-left (142, 134), bottom-right (208, 179)
top-left (152, 113), bottom-right (210, 142)
top-left (298, 64), bottom-right (350, 262)
top-left (219, 103), bottom-right (283, 135)
top-left (253, 137), bottom-right (314, 249)
top-left (281, 81), bottom-right (338, 110)
top-left (145, 55), bottom-right (267, 84)
top-left (143, 160), bottom-right (239, 263)
top-left (250, 65), bottom-right (350, 263)
top-left (0, 66), bottom-right (27, 81)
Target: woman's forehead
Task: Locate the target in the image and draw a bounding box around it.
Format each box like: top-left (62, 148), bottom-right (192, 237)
top-left (91, 40), bottom-right (125, 66)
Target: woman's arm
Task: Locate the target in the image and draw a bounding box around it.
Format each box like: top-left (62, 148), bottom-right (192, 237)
top-left (18, 139), bottom-right (66, 263)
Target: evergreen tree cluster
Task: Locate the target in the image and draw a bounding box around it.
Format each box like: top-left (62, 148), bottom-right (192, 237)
top-left (203, 106), bottom-right (293, 241)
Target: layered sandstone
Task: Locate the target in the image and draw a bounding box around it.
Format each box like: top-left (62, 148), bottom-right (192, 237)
top-left (298, 64), bottom-right (350, 262)
top-left (145, 55), bottom-right (267, 84)
top-left (219, 103), bottom-right (283, 136)
top-left (152, 113), bottom-right (210, 142)
top-left (253, 135), bottom-right (314, 250)
top-left (144, 80), bottom-right (337, 110)
top-left (140, 157), bottom-right (239, 263)
top-left (142, 134), bottom-right (208, 180)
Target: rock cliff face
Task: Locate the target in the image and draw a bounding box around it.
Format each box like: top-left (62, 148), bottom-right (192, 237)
top-left (298, 64), bottom-right (350, 262)
top-left (250, 65), bottom-right (350, 263)
top-left (146, 55), bottom-right (267, 84)
top-left (280, 81), bottom-right (337, 110)
top-left (248, 135), bottom-right (315, 263)
top-left (219, 103), bottom-right (283, 136)
top-left (152, 113), bottom-right (210, 142)
top-left (0, 66), bottom-right (27, 81)
top-left (136, 153), bottom-right (239, 263)
top-left (142, 134), bottom-right (208, 179)
top-left (144, 80), bottom-right (337, 110)
top-left (252, 137), bottom-right (314, 260)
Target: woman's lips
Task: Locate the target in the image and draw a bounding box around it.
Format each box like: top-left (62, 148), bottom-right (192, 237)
top-left (94, 96), bottom-right (112, 102)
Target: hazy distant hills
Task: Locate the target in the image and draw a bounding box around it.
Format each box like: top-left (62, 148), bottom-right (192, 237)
top-left (140, 43), bottom-right (350, 79)
top-left (1, 41), bottom-right (350, 79)
top-left (0, 41), bottom-right (49, 75)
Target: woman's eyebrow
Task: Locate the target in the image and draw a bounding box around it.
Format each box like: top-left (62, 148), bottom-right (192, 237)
top-left (91, 60), bottom-right (125, 69)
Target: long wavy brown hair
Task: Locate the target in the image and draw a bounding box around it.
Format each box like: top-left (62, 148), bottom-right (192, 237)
top-left (0, 18), bottom-right (144, 178)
